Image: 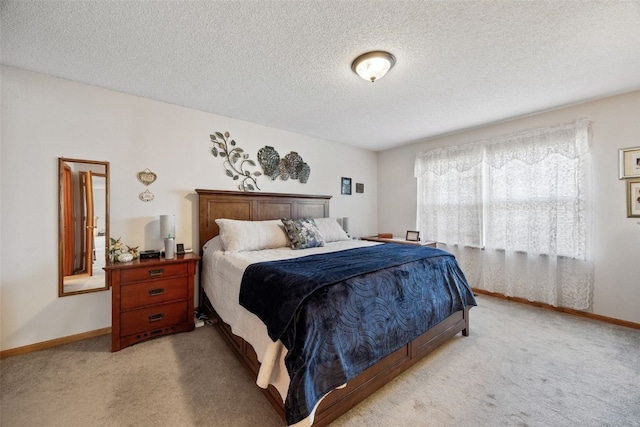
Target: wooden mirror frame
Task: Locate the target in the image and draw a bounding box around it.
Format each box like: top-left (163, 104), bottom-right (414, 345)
top-left (58, 157), bottom-right (110, 297)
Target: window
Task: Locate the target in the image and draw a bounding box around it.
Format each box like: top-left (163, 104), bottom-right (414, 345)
top-left (415, 120), bottom-right (593, 309)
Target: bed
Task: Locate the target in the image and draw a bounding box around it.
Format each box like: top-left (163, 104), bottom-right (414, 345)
top-left (196, 189), bottom-right (475, 426)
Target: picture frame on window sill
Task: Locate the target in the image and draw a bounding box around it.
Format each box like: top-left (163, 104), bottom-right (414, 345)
top-left (406, 230), bottom-right (420, 241)
top-left (341, 177), bottom-right (352, 195)
top-left (627, 179), bottom-right (640, 218)
top-left (619, 147), bottom-right (640, 179)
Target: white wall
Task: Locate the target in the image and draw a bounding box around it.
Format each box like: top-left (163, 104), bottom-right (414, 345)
top-left (0, 66), bottom-right (378, 351)
top-left (378, 90), bottom-right (640, 324)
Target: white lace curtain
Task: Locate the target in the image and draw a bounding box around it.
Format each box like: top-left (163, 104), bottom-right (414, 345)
top-left (415, 120), bottom-right (593, 310)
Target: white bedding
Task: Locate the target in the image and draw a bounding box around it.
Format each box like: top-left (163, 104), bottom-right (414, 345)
top-left (201, 237), bottom-right (379, 423)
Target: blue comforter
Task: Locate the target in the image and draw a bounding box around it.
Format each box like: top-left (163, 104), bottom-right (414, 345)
top-left (239, 243), bottom-right (476, 425)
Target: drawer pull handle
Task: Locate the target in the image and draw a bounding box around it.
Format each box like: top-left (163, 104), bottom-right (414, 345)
top-left (149, 269), bottom-right (164, 277)
top-left (148, 288), bottom-right (164, 296)
top-left (148, 313), bottom-right (164, 322)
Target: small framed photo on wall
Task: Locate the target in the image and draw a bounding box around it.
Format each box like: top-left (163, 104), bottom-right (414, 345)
top-left (341, 177), bottom-right (352, 195)
top-left (627, 179), bottom-right (640, 218)
top-left (619, 147), bottom-right (640, 179)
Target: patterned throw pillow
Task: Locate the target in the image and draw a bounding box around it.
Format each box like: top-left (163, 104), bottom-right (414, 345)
top-left (281, 218), bottom-right (325, 250)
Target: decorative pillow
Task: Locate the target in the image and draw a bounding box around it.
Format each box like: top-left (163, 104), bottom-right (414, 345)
top-left (313, 217), bottom-right (350, 242)
top-left (215, 219), bottom-right (289, 253)
top-left (281, 218), bottom-right (325, 250)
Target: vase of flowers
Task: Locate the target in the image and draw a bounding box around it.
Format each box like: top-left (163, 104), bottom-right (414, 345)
top-left (108, 237), bottom-right (123, 262)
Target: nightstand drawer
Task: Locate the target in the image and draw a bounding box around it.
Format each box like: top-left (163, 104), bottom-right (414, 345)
top-left (120, 263), bottom-right (188, 283)
top-left (120, 301), bottom-right (188, 337)
top-left (120, 277), bottom-right (188, 310)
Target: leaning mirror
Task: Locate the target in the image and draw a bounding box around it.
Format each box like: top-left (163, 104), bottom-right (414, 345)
top-left (58, 158), bottom-right (110, 296)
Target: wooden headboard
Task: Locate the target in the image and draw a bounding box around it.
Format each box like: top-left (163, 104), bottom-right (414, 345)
top-left (195, 189), bottom-right (331, 251)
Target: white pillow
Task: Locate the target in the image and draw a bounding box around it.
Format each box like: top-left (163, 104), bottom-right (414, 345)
top-left (202, 235), bottom-right (223, 252)
top-left (215, 219), bottom-right (289, 252)
top-left (313, 217), bottom-right (350, 242)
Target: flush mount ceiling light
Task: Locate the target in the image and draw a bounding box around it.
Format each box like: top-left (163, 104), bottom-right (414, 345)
top-left (351, 51), bottom-right (396, 82)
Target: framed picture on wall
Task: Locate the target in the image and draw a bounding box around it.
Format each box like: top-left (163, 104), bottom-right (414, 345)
top-left (341, 177), bottom-right (352, 195)
top-left (619, 147), bottom-right (640, 179)
top-left (627, 179), bottom-right (640, 218)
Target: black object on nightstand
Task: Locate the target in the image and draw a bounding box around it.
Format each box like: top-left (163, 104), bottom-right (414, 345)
top-left (139, 250), bottom-right (161, 259)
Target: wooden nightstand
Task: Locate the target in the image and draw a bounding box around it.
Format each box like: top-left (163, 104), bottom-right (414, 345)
top-left (361, 236), bottom-right (437, 247)
top-left (104, 253), bottom-right (201, 352)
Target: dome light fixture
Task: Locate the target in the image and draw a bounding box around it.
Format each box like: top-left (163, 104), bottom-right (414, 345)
top-left (351, 51), bottom-right (396, 82)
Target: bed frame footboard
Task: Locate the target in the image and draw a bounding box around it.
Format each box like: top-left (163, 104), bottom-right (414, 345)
top-left (203, 296), bottom-right (470, 427)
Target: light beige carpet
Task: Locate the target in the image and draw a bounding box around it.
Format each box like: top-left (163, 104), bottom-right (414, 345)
top-left (2, 295), bottom-right (639, 427)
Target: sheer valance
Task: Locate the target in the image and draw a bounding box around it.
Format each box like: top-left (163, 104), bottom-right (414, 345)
top-left (415, 119), bottom-right (591, 176)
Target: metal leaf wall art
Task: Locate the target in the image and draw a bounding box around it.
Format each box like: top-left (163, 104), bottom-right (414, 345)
top-left (209, 131), bottom-right (261, 191)
top-left (258, 146), bottom-right (311, 183)
top-left (257, 146), bottom-right (280, 180)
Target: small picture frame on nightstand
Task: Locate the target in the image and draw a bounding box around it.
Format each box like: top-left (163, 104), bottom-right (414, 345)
top-left (406, 230), bottom-right (420, 241)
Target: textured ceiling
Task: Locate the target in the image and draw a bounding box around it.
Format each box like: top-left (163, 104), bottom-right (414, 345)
top-left (2, 1), bottom-right (640, 151)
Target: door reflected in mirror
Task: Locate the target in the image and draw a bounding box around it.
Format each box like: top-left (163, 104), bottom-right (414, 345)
top-left (58, 158), bottom-right (110, 296)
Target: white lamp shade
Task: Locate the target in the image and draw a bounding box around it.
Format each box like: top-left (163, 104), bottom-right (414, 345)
top-left (342, 217), bottom-right (350, 234)
top-left (160, 214), bottom-right (175, 239)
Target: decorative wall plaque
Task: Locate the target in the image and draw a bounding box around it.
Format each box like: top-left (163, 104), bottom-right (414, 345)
top-left (137, 168), bottom-right (157, 186)
top-left (139, 189), bottom-right (154, 202)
